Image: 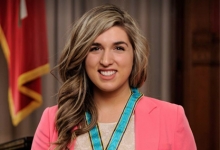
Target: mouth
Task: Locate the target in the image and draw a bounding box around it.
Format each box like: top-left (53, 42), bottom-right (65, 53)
top-left (99, 70), bottom-right (116, 76)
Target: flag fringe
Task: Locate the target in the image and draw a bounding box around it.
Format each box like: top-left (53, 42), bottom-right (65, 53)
top-left (0, 25), bottom-right (10, 64)
top-left (0, 25), bottom-right (50, 126)
top-left (8, 88), bottom-right (41, 126)
top-left (9, 63), bottom-right (50, 126)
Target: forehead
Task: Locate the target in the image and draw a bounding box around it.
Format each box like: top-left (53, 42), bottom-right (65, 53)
top-left (94, 26), bottom-right (130, 43)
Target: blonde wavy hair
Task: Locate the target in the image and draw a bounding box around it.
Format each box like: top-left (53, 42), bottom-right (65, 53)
top-left (53, 4), bottom-right (149, 149)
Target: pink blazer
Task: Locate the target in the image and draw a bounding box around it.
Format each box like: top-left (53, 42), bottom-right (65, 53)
top-left (32, 96), bottom-right (197, 150)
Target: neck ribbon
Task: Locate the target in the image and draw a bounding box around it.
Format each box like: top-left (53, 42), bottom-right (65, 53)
top-left (85, 88), bottom-right (143, 150)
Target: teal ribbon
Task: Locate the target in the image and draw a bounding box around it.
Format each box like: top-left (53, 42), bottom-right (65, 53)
top-left (85, 88), bottom-right (143, 150)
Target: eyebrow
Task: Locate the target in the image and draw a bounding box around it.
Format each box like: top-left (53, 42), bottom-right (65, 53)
top-left (91, 41), bottom-right (129, 47)
top-left (114, 41), bottom-right (128, 47)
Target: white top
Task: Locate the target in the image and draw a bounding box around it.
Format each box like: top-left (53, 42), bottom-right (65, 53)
top-left (74, 115), bottom-right (135, 150)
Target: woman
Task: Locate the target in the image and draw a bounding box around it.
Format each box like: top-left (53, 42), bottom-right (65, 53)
top-left (32, 4), bottom-right (197, 150)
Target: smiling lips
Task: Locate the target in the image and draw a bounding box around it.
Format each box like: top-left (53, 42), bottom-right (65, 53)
top-left (99, 70), bottom-right (116, 76)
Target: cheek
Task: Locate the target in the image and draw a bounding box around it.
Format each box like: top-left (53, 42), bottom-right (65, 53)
top-left (85, 54), bottom-right (98, 77)
top-left (85, 53), bottom-right (93, 65)
top-left (124, 54), bottom-right (134, 69)
top-left (85, 56), bottom-right (92, 74)
top-left (118, 56), bottom-right (133, 75)
top-left (128, 56), bottom-right (134, 74)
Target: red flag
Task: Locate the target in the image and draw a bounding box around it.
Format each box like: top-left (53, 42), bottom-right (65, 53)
top-left (0, 0), bottom-right (49, 126)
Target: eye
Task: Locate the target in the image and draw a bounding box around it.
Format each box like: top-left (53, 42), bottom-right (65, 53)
top-left (90, 46), bottom-right (100, 51)
top-left (115, 46), bottom-right (125, 51)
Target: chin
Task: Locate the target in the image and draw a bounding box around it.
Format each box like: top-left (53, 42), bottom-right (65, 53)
top-left (99, 87), bottom-right (116, 92)
top-left (94, 85), bottom-right (118, 93)
top-left (95, 84), bottom-right (130, 93)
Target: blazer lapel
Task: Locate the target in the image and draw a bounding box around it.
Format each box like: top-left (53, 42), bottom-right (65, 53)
top-left (134, 97), bottom-right (160, 150)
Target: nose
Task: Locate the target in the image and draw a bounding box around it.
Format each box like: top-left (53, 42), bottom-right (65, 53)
top-left (100, 50), bottom-right (113, 67)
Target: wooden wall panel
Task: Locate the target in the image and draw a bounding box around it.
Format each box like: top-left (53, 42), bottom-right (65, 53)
top-left (173, 0), bottom-right (219, 149)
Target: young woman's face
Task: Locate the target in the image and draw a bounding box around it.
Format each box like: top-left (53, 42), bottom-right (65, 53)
top-left (85, 26), bottom-right (134, 92)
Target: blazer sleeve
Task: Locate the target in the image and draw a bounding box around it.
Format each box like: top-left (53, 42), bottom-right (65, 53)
top-left (31, 107), bottom-right (54, 150)
top-left (174, 106), bottom-right (197, 150)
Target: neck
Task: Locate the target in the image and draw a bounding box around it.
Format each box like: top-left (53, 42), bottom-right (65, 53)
top-left (93, 86), bottom-right (132, 123)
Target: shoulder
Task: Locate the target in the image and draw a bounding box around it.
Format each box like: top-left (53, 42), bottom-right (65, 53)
top-left (42, 105), bottom-right (58, 130)
top-left (135, 96), bottom-right (196, 150)
top-left (43, 105), bottom-right (58, 116)
top-left (38, 105), bottom-right (58, 131)
top-left (136, 96), bottom-right (183, 114)
top-left (135, 96), bottom-right (197, 149)
top-left (136, 96), bottom-right (189, 133)
top-left (32, 105), bottom-right (58, 149)
top-left (40, 105), bottom-right (58, 123)
top-left (135, 96), bottom-right (185, 126)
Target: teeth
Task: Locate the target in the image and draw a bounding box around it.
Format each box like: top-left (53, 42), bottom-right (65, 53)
top-left (100, 71), bottom-right (116, 76)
